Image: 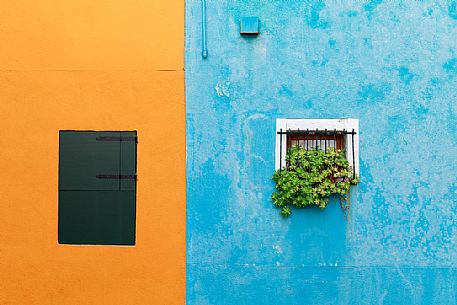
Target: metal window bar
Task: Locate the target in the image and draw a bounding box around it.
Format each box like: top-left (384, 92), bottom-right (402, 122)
top-left (279, 128), bottom-right (283, 170)
top-left (306, 129), bottom-right (309, 151)
top-left (297, 128), bottom-right (299, 149)
top-left (315, 128), bottom-right (318, 150)
top-left (277, 129), bottom-right (357, 175)
top-left (352, 129), bottom-right (355, 178)
top-left (324, 129), bottom-right (327, 152)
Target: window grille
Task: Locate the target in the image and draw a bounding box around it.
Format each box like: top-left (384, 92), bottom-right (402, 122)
top-left (277, 128), bottom-right (357, 177)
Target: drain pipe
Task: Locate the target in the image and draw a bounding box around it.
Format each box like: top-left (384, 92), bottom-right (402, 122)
top-left (201, 0), bottom-right (208, 59)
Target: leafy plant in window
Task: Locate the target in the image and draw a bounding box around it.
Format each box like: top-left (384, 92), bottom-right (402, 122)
top-left (272, 147), bottom-right (359, 217)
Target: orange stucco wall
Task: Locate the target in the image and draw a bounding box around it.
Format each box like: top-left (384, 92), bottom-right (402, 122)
top-left (0, 1), bottom-right (185, 304)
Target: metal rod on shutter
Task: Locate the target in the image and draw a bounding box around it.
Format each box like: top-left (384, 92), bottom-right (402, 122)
top-left (279, 128), bottom-right (282, 170)
top-left (96, 174), bottom-right (137, 180)
top-left (96, 136), bottom-right (137, 142)
top-left (333, 129), bottom-right (336, 150)
top-left (352, 129), bottom-right (356, 177)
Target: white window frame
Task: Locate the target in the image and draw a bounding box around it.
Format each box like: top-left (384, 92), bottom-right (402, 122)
top-left (275, 118), bottom-right (359, 175)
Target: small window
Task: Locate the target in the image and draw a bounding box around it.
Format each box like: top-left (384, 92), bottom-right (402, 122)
top-left (287, 131), bottom-right (344, 150)
top-left (276, 119), bottom-right (359, 175)
top-left (58, 131), bottom-right (137, 245)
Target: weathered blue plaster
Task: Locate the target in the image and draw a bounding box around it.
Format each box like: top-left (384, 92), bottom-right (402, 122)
top-left (443, 57), bottom-right (457, 74)
top-left (305, 0), bottom-right (330, 29)
top-left (186, 1), bottom-right (457, 304)
top-left (448, 1), bottom-right (457, 20)
top-left (398, 66), bottom-right (415, 85)
top-left (363, 0), bottom-right (383, 13)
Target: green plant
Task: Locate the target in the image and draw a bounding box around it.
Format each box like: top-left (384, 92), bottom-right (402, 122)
top-left (272, 147), bottom-right (359, 217)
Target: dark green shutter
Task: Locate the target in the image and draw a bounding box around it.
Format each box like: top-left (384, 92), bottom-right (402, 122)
top-left (58, 131), bottom-right (137, 245)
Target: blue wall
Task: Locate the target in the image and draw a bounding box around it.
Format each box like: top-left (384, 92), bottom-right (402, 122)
top-left (186, 1), bottom-right (457, 304)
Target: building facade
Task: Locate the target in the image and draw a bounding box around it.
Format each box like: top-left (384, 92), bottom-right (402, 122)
top-left (0, 1), bottom-right (185, 304)
top-left (186, 1), bottom-right (457, 304)
top-left (2, 1), bottom-right (457, 304)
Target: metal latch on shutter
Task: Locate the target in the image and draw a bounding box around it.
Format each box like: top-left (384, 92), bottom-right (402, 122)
top-left (96, 136), bottom-right (137, 142)
top-left (96, 174), bottom-right (137, 180)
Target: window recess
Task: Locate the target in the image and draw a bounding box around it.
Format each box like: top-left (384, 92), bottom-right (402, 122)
top-left (58, 131), bottom-right (137, 246)
top-left (275, 119), bottom-right (359, 176)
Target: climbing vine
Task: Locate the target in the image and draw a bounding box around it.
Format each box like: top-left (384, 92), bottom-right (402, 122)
top-left (272, 147), bottom-right (359, 217)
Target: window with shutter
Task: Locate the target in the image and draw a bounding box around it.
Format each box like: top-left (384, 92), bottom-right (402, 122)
top-left (58, 131), bottom-right (137, 245)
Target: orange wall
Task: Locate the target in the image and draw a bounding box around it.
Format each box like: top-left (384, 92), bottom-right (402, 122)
top-left (0, 1), bottom-right (185, 304)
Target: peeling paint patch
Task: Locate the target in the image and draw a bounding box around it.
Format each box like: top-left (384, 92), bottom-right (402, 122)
top-left (447, 104), bottom-right (457, 138)
top-left (363, 0), bottom-right (383, 13)
top-left (346, 10), bottom-right (359, 17)
top-left (304, 0), bottom-right (329, 29)
top-left (443, 58), bottom-right (457, 74)
top-left (215, 81), bottom-right (231, 97)
top-left (448, 1), bottom-right (457, 20)
top-left (398, 66), bottom-right (414, 85)
top-left (357, 83), bottom-right (391, 104)
top-left (363, 37), bottom-right (373, 49)
top-left (427, 7), bottom-right (433, 16)
top-left (273, 244), bottom-right (283, 254)
top-left (279, 85), bottom-right (293, 97)
top-left (311, 58), bottom-right (329, 66)
top-left (303, 99), bottom-right (314, 109)
top-left (422, 77), bottom-right (441, 101)
top-left (413, 103), bottom-right (429, 120)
